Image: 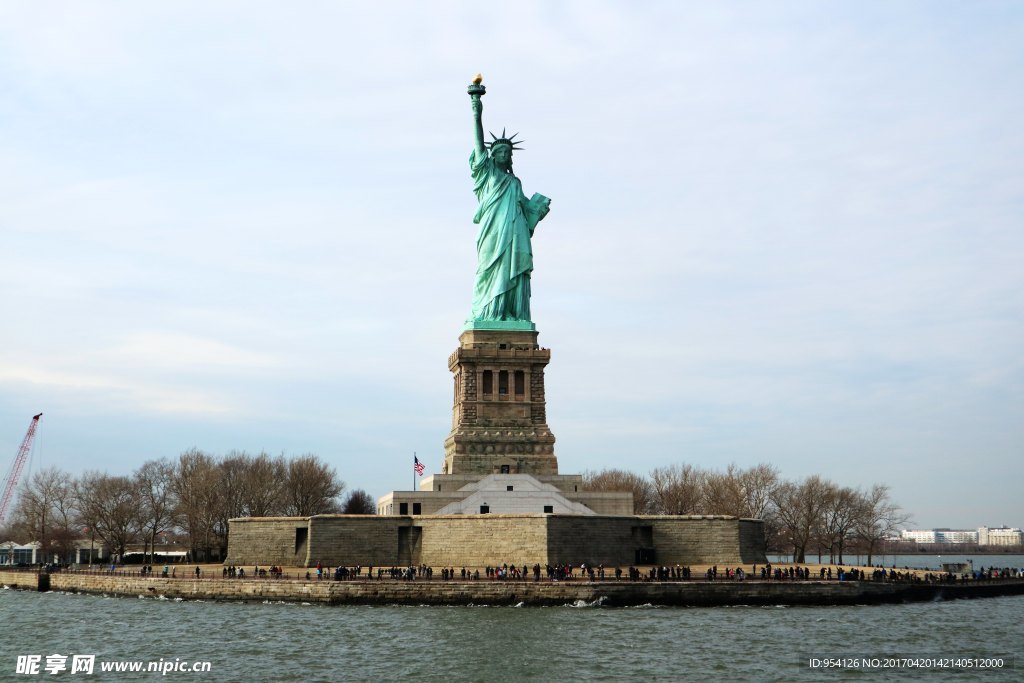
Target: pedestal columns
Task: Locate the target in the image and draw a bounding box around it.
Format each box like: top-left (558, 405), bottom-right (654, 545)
top-left (443, 329), bottom-right (558, 475)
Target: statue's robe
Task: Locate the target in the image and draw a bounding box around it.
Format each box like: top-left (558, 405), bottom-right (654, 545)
top-left (469, 148), bottom-right (544, 321)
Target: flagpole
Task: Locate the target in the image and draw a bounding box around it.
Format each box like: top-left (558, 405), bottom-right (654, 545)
top-left (412, 451), bottom-right (416, 491)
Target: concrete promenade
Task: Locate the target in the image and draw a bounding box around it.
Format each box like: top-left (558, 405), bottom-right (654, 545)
top-left (3, 568), bottom-right (1023, 607)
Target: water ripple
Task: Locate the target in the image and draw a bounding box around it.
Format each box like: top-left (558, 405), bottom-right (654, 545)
top-left (0, 588), bottom-right (1019, 681)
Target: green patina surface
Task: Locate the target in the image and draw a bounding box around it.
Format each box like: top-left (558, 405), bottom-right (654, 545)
top-left (466, 77), bottom-right (550, 330)
top-left (463, 319), bottom-right (536, 331)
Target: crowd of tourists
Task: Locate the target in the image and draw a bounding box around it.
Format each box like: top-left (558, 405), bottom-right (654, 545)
top-left (28, 560), bottom-right (1024, 584)
top-left (222, 565), bottom-right (285, 579)
top-left (297, 561), bottom-right (1024, 584)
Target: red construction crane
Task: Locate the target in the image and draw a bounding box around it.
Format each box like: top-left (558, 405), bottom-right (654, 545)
top-left (0, 413), bottom-right (43, 525)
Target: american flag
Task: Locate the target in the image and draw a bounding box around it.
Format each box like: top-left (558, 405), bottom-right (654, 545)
top-left (414, 456), bottom-right (425, 476)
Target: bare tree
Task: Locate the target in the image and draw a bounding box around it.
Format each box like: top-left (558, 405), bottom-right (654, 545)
top-left (854, 484), bottom-right (910, 565)
top-left (284, 454), bottom-right (344, 516)
top-left (212, 452), bottom-right (252, 555)
top-left (341, 489), bottom-right (376, 515)
top-left (702, 463), bottom-right (781, 519)
top-left (702, 465), bottom-right (744, 517)
top-left (737, 463), bottom-right (781, 519)
top-left (135, 459), bottom-right (177, 564)
top-left (170, 449), bottom-right (341, 557)
top-left (240, 452), bottom-right (287, 517)
top-left (582, 468), bottom-right (656, 514)
top-left (75, 473), bottom-right (144, 562)
top-left (218, 451), bottom-right (251, 520)
top-left (171, 449), bottom-right (223, 562)
top-left (760, 508), bottom-right (785, 555)
top-left (10, 467), bottom-right (78, 563)
top-left (650, 463), bottom-right (706, 514)
top-left (770, 475), bottom-right (832, 563)
top-left (820, 484), bottom-right (859, 564)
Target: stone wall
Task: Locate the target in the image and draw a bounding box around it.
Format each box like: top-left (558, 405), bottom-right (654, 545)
top-left (545, 516), bottom-right (637, 565)
top-left (4, 569), bottom-right (1022, 607)
top-left (0, 569), bottom-right (35, 590)
top-left (306, 516), bottom-right (410, 567)
top-left (569, 492), bottom-right (634, 515)
top-left (648, 515), bottom-right (756, 565)
top-left (224, 517), bottom-right (309, 567)
top-left (737, 519), bottom-right (768, 564)
top-left (227, 514), bottom-right (767, 568)
top-left (418, 516), bottom-right (550, 566)
top-left (440, 451), bottom-right (558, 476)
top-left (444, 329), bottom-right (559, 476)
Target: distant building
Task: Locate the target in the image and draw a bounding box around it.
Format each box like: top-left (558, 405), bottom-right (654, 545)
top-left (900, 528), bottom-right (978, 544)
top-left (0, 540), bottom-right (110, 565)
top-left (977, 527), bottom-right (1023, 546)
top-left (942, 529), bottom-right (980, 544)
top-left (120, 544), bottom-right (188, 563)
top-left (0, 541), bottom-right (40, 565)
top-left (377, 473), bottom-right (631, 516)
top-left (72, 539), bottom-right (108, 565)
top-left (900, 527), bottom-right (1023, 545)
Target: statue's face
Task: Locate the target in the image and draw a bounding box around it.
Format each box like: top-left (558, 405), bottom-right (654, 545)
top-left (491, 144), bottom-right (512, 166)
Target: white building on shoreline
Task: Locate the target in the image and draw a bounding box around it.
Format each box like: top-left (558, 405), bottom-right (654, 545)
top-left (977, 527), bottom-right (1024, 546)
top-left (901, 527), bottom-right (1022, 545)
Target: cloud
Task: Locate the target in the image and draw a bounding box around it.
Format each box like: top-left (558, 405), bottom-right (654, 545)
top-left (0, 362), bottom-right (234, 416)
top-left (0, 3), bottom-right (1022, 528)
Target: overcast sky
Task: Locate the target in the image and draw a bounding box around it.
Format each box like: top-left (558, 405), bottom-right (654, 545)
top-left (1, 2), bottom-right (1021, 530)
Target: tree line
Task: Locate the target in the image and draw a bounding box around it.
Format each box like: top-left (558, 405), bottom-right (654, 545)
top-left (3, 449), bottom-right (375, 564)
top-left (584, 463), bottom-right (909, 565)
top-left (5, 452), bottom-right (908, 568)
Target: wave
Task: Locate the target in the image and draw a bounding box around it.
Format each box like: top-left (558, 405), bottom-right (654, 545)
top-left (566, 596), bottom-right (607, 608)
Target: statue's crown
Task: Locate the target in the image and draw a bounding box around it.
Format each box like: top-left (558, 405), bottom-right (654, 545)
top-left (487, 128), bottom-right (525, 151)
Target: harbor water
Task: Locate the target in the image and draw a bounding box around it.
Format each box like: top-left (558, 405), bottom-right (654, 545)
top-left (2, 584), bottom-right (1020, 681)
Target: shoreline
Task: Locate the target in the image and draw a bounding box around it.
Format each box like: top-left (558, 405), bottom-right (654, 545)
top-left (3, 569), bottom-right (1023, 607)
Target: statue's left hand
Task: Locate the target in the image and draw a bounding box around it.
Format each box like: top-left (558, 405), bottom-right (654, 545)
top-left (536, 198), bottom-right (551, 221)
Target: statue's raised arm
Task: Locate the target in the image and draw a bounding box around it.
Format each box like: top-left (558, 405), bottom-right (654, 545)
top-left (465, 75), bottom-right (551, 330)
top-left (468, 73), bottom-right (487, 158)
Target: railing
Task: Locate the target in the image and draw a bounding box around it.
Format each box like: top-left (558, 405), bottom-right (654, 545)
top-left (3, 565), bottom-right (1021, 585)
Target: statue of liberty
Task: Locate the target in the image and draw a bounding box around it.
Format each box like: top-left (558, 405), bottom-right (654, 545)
top-left (466, 75), bottom-right (551, 328)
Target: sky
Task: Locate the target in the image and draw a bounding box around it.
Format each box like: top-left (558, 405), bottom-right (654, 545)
top-left (1, 2), bottom-right (1021, 530)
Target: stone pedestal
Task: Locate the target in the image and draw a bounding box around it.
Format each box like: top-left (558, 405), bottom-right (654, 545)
top-left (443, 329), bottom-right (558, 475)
